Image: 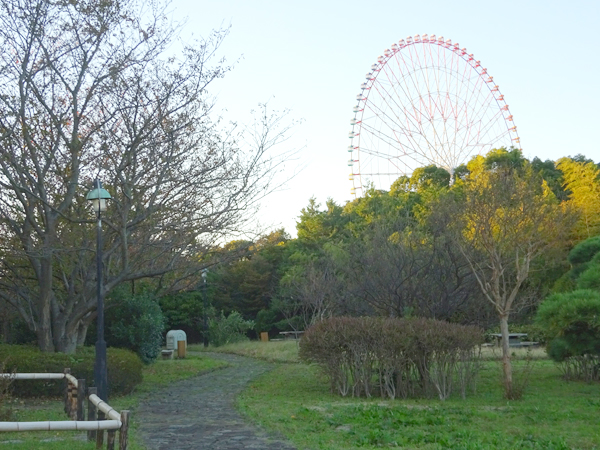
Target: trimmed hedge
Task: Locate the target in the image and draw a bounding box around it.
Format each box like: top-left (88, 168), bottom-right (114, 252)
top-left (299, 317), bottom-right (484, 400)
top-left (0, 345), bottom-right (143, 398)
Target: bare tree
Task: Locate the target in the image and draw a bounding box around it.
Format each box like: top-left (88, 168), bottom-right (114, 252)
top-left (278, 258), bottom-right (344, 330)
top-left (346, 224), bottom-right (431, 317)
top-left (341, 220), bottom-right (484, 323)
top-left (0, 0), bottom-right (294, 352)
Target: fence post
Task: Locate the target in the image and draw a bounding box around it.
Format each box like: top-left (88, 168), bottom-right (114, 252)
top-left (107, 429), bottom-right (116, 450)
top-left (70, 378), bottom-right (77, 419)
top-left (63, 368), bottom-right (71, 416)
top-left (119, 410), bottom-right (130, 450)
top-left (177, 340), bottom-right (186, 358)
top-left (77, 379), bottom-right (86, 421)
top-left (96, 411), bottom-right (105, 449)
top-left (87, 386), bottom-right (97, 441)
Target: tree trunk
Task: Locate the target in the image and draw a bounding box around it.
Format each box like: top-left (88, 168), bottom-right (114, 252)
top-left (37, 256), bottom-right (55, 352)
top-left (2, 315), bottom-right (10, 344)
top-left (76, 321), bottom-right (89, 348)
top-left (53, 314), bottom-right (87, 354)
top-left (56, 332), bottom-right (78, 354)
top-left (499, 313), bottom-right (513, 398)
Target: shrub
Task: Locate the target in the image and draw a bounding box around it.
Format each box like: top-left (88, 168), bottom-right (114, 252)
top-left (0, 361), bottom-right (13, 420)
top-left (299, 317), bottom-right (484, 400)
top-left (209, 311), bottom-right (254, 347)
top-left (536, 290), bottom-right (600, 381)
top-left (0, 345), bottom-right (143, 397)
top-left (104, 290), bottom-right (166, 364)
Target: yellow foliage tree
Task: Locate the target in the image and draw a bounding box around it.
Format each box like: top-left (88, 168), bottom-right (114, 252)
top-left (453, 154), bottom-right (574, 398)
top-left (557, 157), bottom-right (600, 240)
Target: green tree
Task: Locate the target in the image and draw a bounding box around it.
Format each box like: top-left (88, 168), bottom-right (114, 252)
top-left (409, 165), bottom-right (451, 191)
top-left (211, 230), bottom-right (289, 322)
top-left (531, 157), bottom-right (568, 201)
top-left (159, 291), bottom-right (211, 342)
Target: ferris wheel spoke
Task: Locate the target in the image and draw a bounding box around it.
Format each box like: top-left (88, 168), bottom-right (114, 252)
top-left (365, 85), bottom-right (434, 153)
top-left (359, 121), bottom-right (426, 160)
top-left (371, 71), bottom-right (449, 165)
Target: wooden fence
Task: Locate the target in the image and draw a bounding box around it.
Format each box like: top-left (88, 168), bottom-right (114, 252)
top-left (0, 370), bottom-right (129, 450)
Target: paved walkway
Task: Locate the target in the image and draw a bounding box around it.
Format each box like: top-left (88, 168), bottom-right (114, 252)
top-left (136, 353), bottom-right (297, 450)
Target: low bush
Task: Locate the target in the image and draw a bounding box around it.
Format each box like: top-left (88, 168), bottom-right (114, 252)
top-left (209, 311), bottom-right (254, 347)
top-left (0, 361), bottom-right (13, 420)
top-left (0, 345), bottom-right (143, 397)
top-left (299, 317), bottom-right (484, 400)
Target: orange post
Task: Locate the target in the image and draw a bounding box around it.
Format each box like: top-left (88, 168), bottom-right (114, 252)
top-left (177, 340), bottom-right (186, 359)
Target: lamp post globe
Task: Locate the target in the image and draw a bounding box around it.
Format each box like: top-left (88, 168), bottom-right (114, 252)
top-left (86, 179), bottom-right (111, 401)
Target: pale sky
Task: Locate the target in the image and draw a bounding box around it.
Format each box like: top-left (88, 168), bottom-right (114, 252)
top-left (174, 0), bottom-right (600, 237)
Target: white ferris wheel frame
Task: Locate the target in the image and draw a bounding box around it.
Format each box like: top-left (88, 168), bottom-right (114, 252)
top-left (348, 34), bottom-right (521, 196)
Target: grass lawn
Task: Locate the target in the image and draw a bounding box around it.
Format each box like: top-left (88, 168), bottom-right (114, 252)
top-left (233, 342), bottom-right (600, 450)
top-left (0, 354), bottom-right (227, 450)
top-left (4, 341), bottom-right (599, 450)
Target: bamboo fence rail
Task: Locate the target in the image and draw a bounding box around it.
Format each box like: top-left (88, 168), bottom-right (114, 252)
top-left (0, 370), bottom-right (129, 450)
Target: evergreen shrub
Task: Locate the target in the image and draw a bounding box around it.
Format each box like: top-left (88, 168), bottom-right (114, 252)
top-left (536, 289), bottom-right (600, 381)
top-left (577, 264), bottom-right (600, 291)
top-left (299, 317), bottom-right (484, 400)
top-left (0, 345), bottom-right (143, 397)
top-left (104, 290), bottom-right (166, 364)
top-left (568, 235), bottom-right (600, 265)
top-left (209, 311), bottom-right (255, 347)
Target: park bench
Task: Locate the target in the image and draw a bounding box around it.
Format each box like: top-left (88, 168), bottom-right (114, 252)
top-left (278, 331), bottom-right (305, 340)
top-left (489, 333), bottom-right (538, 348)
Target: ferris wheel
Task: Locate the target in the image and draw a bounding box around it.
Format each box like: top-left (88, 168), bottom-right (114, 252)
top-left (348, 34), bottom-right (521, 196)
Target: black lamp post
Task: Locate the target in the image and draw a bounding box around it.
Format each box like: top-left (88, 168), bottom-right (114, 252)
top-left (202, 268), bottom-right (209, 347)
top-left (86, 179), bottom-right (111, 401)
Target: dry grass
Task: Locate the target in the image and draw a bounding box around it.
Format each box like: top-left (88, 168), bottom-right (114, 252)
top-left (188, 340), bottom-right (301, 363)
top-left (191, 340), bottom-right (549, 364)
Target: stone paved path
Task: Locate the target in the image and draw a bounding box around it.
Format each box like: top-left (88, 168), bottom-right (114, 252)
top-left (136, 352), bottom-right (297, 450)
